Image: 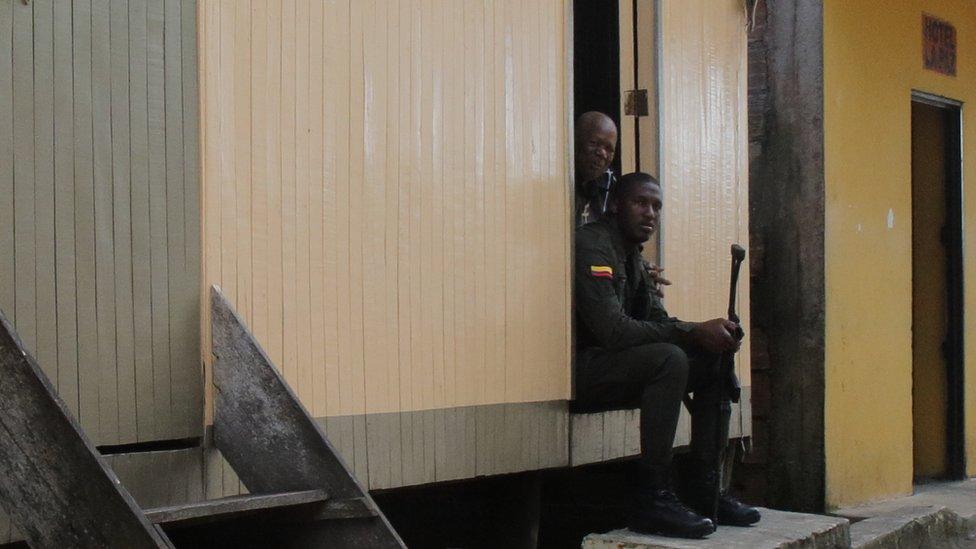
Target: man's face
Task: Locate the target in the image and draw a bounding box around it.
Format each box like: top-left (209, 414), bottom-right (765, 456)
top-left (576, 123), bottom-right (617, 185)
top-left (613, 181), bottom-right (662, 245)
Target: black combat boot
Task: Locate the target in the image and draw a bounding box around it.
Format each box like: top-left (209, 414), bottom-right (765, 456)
top-left (630, 468), bottom-right (715, 539)
top-left (684, 461), bottom-right (761, 526)
top-left (684, 464), bottom-right (721, 522)
top-left (716, 493), bottom-right (761, 526)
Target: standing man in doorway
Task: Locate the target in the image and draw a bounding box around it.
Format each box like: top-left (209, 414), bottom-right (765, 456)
top-left (575, 111), bottom-right (618, 226)
top-left (574, 172), bottom-right (761, 538)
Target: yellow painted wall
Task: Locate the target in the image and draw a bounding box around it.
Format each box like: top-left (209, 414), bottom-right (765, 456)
top-left (824, 0), bottom-right (976, 507)
top-left (199, 0), bottom-right (572, 418)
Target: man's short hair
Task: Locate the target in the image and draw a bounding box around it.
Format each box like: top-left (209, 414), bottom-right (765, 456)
top-left (610, 172), bottom-right (660, 204)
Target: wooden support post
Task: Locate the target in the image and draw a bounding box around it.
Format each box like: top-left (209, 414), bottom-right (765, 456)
top-left (210, 286), bottom-right (405, 548)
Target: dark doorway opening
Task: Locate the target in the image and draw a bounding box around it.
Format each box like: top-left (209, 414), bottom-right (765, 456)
top-left (573, 0), bottom-right (621, 176)
top-left (910, 92), bottom-right (965, 481)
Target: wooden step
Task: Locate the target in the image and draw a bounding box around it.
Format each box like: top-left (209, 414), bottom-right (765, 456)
top-left (145, 489), bottom-right (377, 530)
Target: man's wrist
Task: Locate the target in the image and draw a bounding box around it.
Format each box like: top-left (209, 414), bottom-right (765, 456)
top-left (674, 321), bottom-right (697, 345)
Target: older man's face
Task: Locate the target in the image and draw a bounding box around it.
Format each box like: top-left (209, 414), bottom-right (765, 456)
top-left (576, 122), bottom-right (617, 185)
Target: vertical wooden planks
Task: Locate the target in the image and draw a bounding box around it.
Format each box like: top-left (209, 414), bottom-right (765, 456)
top-left (249, 0), bottom-right (269, 391)
top-left (130, 0), bottom-right (156, 440)
top-left (417, 0), bottom-right (433, 414)
top-left (346, 0), bottom-right (366, 417)
top-left (182, 0), bottom-right (202, 426)
top-left (362, 0), bottom-right (389, 418)
top-left (53, 0), bottom-right (79, 415)
top-left (441, 0), bottom-right (459, 411)
top-left (12, 0), bottom-right (35, 358)
top-left (147, 0), bottom-right (173, 438)
top-left (0, 0), bottom-right (12, 323)
top-left (92, 0), bottom-right (120, 445)
top-left (468, 0), bottom-right (484, 406)
top-left (382, 0), bottom-right (404, 488)
top-left (197, 2), bottom-right (576, 476)
top-left (8, 0), bottom-right (37, 366)
top-left (383, 0), bottom-right (402, 439)
top-left (163, 0), bottom-right (188, 438)
top-left (198, 0), bottom-right (216, 425)
top-left (292, 0), bottom-right (311, 409)
top-left (232, 0), bottom-right (251, 335)
top-left (32, 0), bottom-right (57, 387)
top-left (406, 0), bottom-right (424, 423)
top-left (111, 0), bottom-right (137, 444)
top-left (265, 0), bottom-right (284, 374)
top-left (396, 0), bottom-right (417, 469)
top-left (308, 0), bottom-right (328, 417)
top-left (487, 0), bottom-right (507, 406)
top-left (321, 0), bottom-right (344, 419)
top-left (74, 0), bottom-right (101, 439)
top-left (278, 0), bottom-right (296, 395)
top-left (0, 0), bottom-right (203, 446)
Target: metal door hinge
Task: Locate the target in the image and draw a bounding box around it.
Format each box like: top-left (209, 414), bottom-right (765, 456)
top-left (624, 89), bottom-right (649, 117)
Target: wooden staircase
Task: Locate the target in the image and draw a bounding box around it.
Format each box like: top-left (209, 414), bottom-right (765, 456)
top-left (0, 286), bottom-right (404, 548)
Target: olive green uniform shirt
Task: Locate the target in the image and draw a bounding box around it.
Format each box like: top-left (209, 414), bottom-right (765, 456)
top-left (574, 219), bottom-right (696, 352)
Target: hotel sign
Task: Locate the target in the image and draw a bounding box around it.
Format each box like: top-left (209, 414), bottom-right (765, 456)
top-left (923, 14), bottom-right (957, 76)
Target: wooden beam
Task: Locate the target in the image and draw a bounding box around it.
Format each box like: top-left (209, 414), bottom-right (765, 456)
top-left (146, 489), bottom-right (374, 529)
top-left (210, 286), bottom-right (405, 547)
top-left (0, 308), bottom-right (171, 548)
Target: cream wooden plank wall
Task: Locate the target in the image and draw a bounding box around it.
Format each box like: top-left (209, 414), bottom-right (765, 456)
top-left (0, 0), bottom-right (202, 445)
top-left (660, 0), bottom-right (751, 388)
top-left (199, 0), bottom-right (571, 419)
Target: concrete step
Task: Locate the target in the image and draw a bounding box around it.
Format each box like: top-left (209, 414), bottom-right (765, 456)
top-left (845, 505), bottom-right (972, 548)
top-left (836, 479), bottom-right (976, 549)
top-left (581, 507), bottom-right (850, 549)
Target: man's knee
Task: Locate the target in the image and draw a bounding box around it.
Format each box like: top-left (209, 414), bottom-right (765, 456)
top-left (635, 343), bottom-right (689, 386)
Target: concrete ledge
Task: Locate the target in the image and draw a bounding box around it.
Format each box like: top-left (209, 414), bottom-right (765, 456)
top-left (581, 507), bottom-right (850, 549)
top-left (847, 506), bottom-right (971, 549)
top-left (835, 479), bottom-right (976, 548)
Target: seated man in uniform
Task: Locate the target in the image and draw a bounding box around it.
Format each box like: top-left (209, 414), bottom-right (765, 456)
top-left (574, 172), bottom-right (760, 538)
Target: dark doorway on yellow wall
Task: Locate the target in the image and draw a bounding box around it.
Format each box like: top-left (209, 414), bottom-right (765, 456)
top-left (910, 92), bottom-right (965, 481)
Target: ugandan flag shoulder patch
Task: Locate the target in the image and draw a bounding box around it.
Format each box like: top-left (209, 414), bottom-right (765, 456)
top-left (590, 265), bottom-right (613, 279)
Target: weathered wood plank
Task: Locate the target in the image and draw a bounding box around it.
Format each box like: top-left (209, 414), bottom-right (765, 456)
top-left (180, 0), bottom-right (202, 430)
top-left (203, 442), bottom-right (224, 501)
top-left (110, 0), bottom-right (137, 444)
top-left (210, 287), bottom-right (405, 547)
top-left (73, 0), bottom-right (101, 441)
top-left (0, 0), bottom-right (13, 322)
top-left (0, 309), bottom-right (171, 547)
top-left (147, 0), bottom-right (173, 440)
top-left (52, 0), bottom-right (78, 418)
top-left (163, 0), bottom-right (189, 440)
top-left (31, 0), bottom-right (58, 389)
top-left (12, 0), bottom-right (36, 356)
top-left (366, 413), bottom-right (392, 490)
top-left (92, 0), bottom-right (120, 446)
top-left (146, 489), bottom-right (331, 528)
top-left (128, 0), bottom-right (156, 442)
